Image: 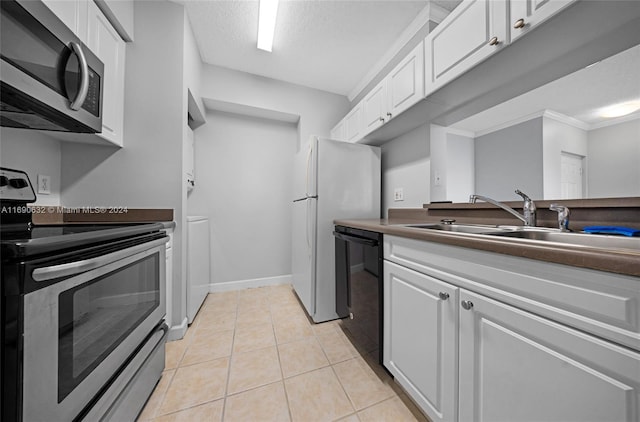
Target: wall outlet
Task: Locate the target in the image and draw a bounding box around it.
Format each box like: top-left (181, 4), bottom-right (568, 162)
top-left (434, 170), bottom-right (442, 187)
top-left (37, 174), bottom-right (51, 194)
top-left (394, 187), bottom-right (404, 201)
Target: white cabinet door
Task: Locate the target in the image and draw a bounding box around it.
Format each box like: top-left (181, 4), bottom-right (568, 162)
top-left (384, 261), bottom-right (458, 422)
top-left (510, 0), bottom-right (576, 42)
top-left (425, 0), bottom-right (508, 94)
top-left (87, 1), bottom-right (125, 147)
top-left (42, 0), bottom-right (88, 42)
top-left (362, 81), bottom-right (387, 135)
top-left (387, 42), bottom-right (424, 118)
top-left (185, 128), bottom-right (195, 190)
top-left (330, 118), bottom-right (346, 141)
top-left (458, 289), bottom-right (640, 422)
top-left (345, 102), bottom-right (363, 143)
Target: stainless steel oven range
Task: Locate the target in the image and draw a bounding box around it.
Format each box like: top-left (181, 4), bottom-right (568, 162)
top-left (1, 167), bottom-right (168, 421)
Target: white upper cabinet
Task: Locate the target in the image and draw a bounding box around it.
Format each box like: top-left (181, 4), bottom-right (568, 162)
top-left (330, 118), bottom-right (346, 141)
top-left (87, 0), bottom-right (125, 146)
top-left (42, 0), bottom-right (89, 42)
top-left (185, 128), bottom-right (195, 190)
top-left (362, 80), bottom-right (387, 134)
top-left (361, 42), bottom-right (425, 139)
top-left (387, 42), bottom-right (425, 118)
top-left (425, 0), bottom-right (508, 94)
top-left (510, 0), bottom-right (576, 42)
top-left (345, 101), bottom-right (364, 143)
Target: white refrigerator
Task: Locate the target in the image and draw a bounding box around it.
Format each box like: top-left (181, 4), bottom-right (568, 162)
top-left (292, 136), bottom-right (381, 323)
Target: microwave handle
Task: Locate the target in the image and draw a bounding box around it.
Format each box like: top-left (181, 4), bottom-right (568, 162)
top-left (68, 42), bottom-right (90, 111)
top-left (32, 237), bottom-right (167, 282)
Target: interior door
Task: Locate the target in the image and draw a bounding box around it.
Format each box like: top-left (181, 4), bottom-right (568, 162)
top-left (560, 152), bottom-right (584, 199)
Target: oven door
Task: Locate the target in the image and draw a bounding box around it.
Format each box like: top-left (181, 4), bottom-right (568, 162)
top-left (21, 237), bottom-right (166, 421)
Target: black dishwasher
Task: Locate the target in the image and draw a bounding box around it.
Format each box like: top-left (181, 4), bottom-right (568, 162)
top-left (333, 225), bottom-right (383, 364)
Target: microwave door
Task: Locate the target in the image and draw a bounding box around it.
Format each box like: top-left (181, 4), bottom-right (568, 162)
top-left (0, 0), bottom-right (103, 133)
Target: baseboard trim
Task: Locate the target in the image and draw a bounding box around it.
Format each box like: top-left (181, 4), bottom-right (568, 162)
top-left (167, 317), bottom-right (188, 342)
top-left (209, 274), bottom-right (292, 293)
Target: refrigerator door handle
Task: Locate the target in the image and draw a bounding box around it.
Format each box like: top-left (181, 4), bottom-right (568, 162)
top-left (293, 195), bottom-right (318, 203)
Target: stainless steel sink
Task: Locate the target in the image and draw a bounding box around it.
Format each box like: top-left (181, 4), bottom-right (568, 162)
top-left (406, 223), bottom-right (510, 235)
top-left (487, 230), bottom-right (640, 251)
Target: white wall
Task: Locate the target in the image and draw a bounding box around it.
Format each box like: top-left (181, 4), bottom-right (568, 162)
top-left (60, 0), bottom-right (187, 328)
top-left (446, 131), bottom-right (474, 202)
top-left (199, 64), bottom-right (349, 152)
top-left (542, 115), bottom-right (588, 199)
top-left (0, 128), bottom-right (62, 206)
top-left (187, 111), bottom-right (297, 288)
top-left (474, 117), bottom-right (544, 200)
top-left (429, 124), bottom-right (474, 203)
top-left (587, 118), bottom-right (640, 198)
top-left (381, 123), bottom-right (430, 216)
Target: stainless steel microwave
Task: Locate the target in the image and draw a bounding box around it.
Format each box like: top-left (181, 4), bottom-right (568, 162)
top-left (0, 0), bottom-right (104, 133)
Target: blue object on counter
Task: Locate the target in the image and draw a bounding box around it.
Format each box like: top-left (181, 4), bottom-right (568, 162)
top-left (583, 226), bottom-right (640, 237)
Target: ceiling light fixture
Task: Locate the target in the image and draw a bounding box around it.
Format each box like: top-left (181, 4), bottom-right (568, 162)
top-left (257, 0), bottom-right (279, 52)
top-left (599, 100), bottom-right (640, 118)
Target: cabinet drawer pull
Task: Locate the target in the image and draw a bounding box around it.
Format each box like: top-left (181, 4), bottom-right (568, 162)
top-left (461, 300), bottom-right (474, 310)
top-left (386, 112), bottom-right (393, 119)
top-left (513, 18), bottom-right (525, 29)
top-left (439, 292), bottom-right (450, 300)
top-left (379, 117), bottom-right (385, 122)
top-left (488, 37), bottom-right (499, 46)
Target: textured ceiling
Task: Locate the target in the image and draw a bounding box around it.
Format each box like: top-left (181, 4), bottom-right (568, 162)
top-left (183, 0), bottom-right (459, 97)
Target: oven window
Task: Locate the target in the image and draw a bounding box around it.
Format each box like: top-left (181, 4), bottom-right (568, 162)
top-left (57, 253), bottom-right (159, 402)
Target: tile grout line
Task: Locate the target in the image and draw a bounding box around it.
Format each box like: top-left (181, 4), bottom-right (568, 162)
top-left (269, 289), bottom-right (296, 422)
top-left (220, 293), bottom-right (241, 422)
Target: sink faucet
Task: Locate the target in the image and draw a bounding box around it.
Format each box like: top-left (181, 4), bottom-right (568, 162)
top-left (549, 204), bottom-right (570, 231)
top-left (469, 189), bottom-right (537, 226)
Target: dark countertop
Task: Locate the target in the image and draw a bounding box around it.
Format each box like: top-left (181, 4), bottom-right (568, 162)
top-left (334, 218), bottom-right (640, 277)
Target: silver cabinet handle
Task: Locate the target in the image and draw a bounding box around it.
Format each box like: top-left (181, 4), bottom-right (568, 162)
top-left (68, 42), bottom-right (90, 111)
top-left (32, 237), bottom-right (167, 281)
top-left (439, 292), bottom-right (450, 300)
top-left (379, 117), bottom-right (385, 123)
top-left (513, 18), bottom-right (525, 29)
top-left (488, 37), bottom-right (499, 46)
top-left (461, 300), bottom-right (474, 310)
top-left (386, 112), bottom-right (392, 119)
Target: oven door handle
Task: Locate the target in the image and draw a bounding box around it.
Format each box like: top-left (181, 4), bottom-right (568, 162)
top-left (32, 237), bottom-right (167, 282)
top-left (332, 231), bottom-right (379, 247)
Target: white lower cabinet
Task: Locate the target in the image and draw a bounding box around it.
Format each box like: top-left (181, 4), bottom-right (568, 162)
top-left (383, 235), bottom-right (640, 422)
top-left (384, 261), bottom-right (458, 422)
top-left (458, 289), bottom-right (639, 422)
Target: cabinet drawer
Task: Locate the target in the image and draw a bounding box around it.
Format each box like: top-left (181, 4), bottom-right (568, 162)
top-left (384, 235), bottom-right (640, 351)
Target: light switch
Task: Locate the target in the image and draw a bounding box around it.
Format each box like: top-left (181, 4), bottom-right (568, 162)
top-left (394, 188), bottom-right (404, 201)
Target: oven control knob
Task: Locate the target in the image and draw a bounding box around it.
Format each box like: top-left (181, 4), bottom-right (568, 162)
top-left (0, 175), bottom-right (8, 187)
top-left (9, 178), bottom-right (28, 189)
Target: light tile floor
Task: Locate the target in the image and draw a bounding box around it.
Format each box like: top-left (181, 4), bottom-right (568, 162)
top-left (138, 285), bottom-right (429, 422)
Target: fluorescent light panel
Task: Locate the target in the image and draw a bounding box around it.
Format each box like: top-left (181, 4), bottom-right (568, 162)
top-left (257, 0), bottom-right (279, 52)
